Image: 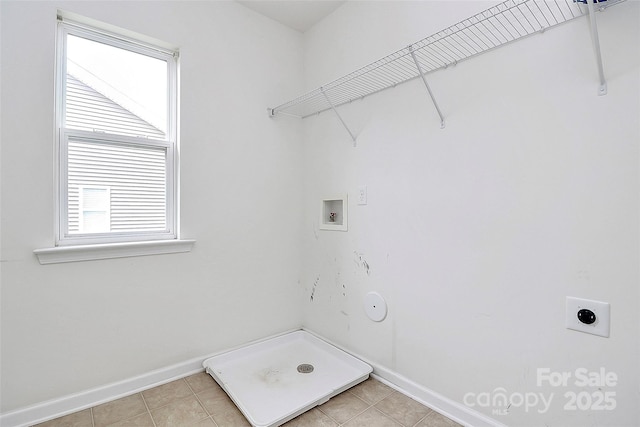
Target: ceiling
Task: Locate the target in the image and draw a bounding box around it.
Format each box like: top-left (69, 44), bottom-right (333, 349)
top-left (237, 1), bottom-right (346, 32)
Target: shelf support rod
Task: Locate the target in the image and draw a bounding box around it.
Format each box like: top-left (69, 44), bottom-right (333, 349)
top-left (586, 0), bottom-right (607, 96)
top-left (409, 45), bottom-right (445, 129)
top-left (321, 88), bottom-right (357, 146)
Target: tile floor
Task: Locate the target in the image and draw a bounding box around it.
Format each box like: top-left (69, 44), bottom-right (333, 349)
top-left (34, 374), bottom-right (462, 427)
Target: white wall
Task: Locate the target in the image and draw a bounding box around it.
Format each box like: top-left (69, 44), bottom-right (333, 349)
top-left (2, 1), bottom-right (639, 426)
top-left (300, 2), bottom-right (639, 427)
top-left (0, 0), bottom-right (304, 412)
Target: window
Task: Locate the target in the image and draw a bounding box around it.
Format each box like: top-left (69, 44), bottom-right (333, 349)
top-left (56, 17), bottom-right (178, 246)
top-left (78, 186), bottom-right (111, 233)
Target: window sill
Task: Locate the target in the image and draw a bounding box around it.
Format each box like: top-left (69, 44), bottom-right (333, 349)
top-left (34, 239), bottom-right (195, 264)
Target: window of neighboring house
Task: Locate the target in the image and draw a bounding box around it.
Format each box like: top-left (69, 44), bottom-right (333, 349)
top-left (56, 17), bottom-right (178, 246)
top-left (78, 186), bottom-right (111, 233)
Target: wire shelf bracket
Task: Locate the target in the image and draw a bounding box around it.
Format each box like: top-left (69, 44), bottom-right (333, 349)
top-left (409, 45), bottom-right (446, 129)
top-left (268, 0), bottom-right (625, 141)
top-left (321, 88), bottom-right (358, 146)
top-left (585, 0), bottom-right (608, 95)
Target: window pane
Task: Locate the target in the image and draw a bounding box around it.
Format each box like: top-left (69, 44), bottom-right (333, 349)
top-left (82, 187), bottom-right (109, 210)
top-left (81, 211), bottom-right (110, 233)
top-left (78, 186), bottom-right (110, 233)
top-left (65, 35), bottom-right (168, 138)
top-left (68, 139), bottom-right (167, 234)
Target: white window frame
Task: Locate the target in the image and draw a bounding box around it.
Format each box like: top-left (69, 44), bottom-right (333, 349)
top-left (55, 17), bottom-right (179, 247)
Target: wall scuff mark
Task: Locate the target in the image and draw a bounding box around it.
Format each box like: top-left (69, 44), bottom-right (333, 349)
top-left (310, 276), bottom-right (319, 302)
top-left (353, 251), bottom-right (371, 275)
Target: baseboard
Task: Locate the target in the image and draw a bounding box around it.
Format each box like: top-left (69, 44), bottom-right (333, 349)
top-left (0, 357), bottom-right (204, 427)
top-left (1, 327), bottom-right (503, 427)
top-left (0, 328), bottom-right (300, 427)
top-left (369, 367), bottom-right (507, 427)
top-left (301, 328), bottom-right (506, 427)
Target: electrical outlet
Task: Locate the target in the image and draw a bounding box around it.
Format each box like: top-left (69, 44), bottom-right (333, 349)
top-left (566, 296), bottom-right (610, 338)
top-left (357, 185), bottom-right (367, 205)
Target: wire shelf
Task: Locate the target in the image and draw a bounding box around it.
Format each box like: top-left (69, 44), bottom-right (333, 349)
top-left (269, 0), bottom-right (623, 119)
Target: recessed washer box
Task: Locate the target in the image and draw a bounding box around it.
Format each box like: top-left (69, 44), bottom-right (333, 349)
top-left (203, 330), bottom-right (371, 427)
top-left (320, 196), bottom-right (347, 231)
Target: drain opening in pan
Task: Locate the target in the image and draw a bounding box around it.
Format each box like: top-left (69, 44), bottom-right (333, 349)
top-left (297, 363), bottom-right (314, 374)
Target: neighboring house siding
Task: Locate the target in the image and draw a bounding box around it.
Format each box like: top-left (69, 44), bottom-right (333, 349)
top-left (66, 75), bottom-right (167, 234)
top-left (66, 74), bottom-right (165, 139)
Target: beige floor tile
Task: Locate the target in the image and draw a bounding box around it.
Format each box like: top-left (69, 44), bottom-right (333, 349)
top-left (191, 417), bottom-right (218, 426)
top-left (196, 390), bottom-right (250, 427)
top-left (93, 393), bottom-right (148, 427)
top-left (196, 386), bottom-right (231, 410)
top-left (375, 391), bottom-right (432, 427)
top-left (318, 392), bottom-right (369, 424)
top-left (33, 409), bottom-right (93, 427)
top-left (416, 411), bottom-right (463, 427)
top-left (150, 395), bottom-right (209, 427)
top-left (186, 372), bottom-right (219, 394)
top-left (33, 374), bottom-right (459, 427)
top-left (342, 407), bottom-right (403, 427)
top-left (282, 407), bottom-right (338, 427)
top-left (348, 378), bottom-right (395, 404)
top-left (108, 412), bottom-right (155, 427)
top-left (143, 379), bottom-right (194, 410)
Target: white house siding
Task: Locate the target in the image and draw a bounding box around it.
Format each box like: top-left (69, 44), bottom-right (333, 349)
top-left (66, 74), bottom-right (167, 234)
top-left (66, 74), bottom-right (165, 139)
top-left (67, 140), bottom-right (166, 233)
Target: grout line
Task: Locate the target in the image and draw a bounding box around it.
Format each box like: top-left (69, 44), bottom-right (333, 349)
top-left (412, 409), bottom-right (435, 427)
top-left (140, 392), bottom-right (157, 427)
top-left (82, 376), bottom-right (448, 427)
top-left (192, 392), bottom-right (215, 423)
top-left (185, 415), bottom-right (216, 427)
top-left (192, 393), bottom-right (209, 415)
top-left (374, 406), bottom-right (404, 426)
top-left (92, 394), bottom-right (150, 427)
top-left (327, 394), bottom-right (372, 426)
top-left (183, 376), bottom-right (196, 394)
top-left (187, 377), bottom-right (211, 418)
top-left (184, 376), bottom-right (221, 426)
